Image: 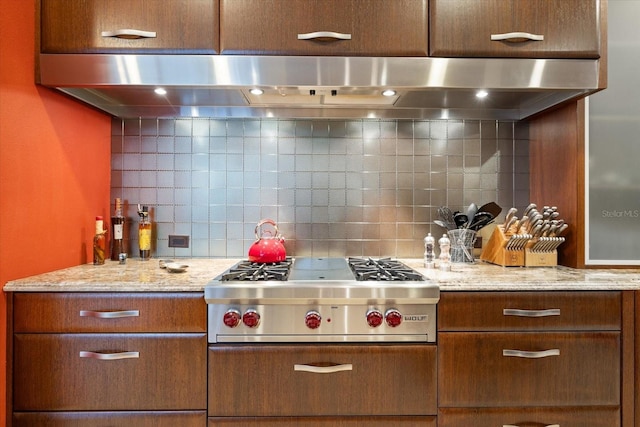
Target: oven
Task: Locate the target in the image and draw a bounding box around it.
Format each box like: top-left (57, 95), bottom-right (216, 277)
top-left (204, 257), bottom-right (439, 424)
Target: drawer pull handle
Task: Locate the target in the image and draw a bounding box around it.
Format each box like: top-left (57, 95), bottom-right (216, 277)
top-left (297, 31), bottom-right (352, 41)
top-left (294, 363), bottom-right (353, 374)
top-left (503, 349), bottom-right (560, 359)
top-left (491, 32), bottom-right (544, 42)
top-left (80, 310), bottom-right (140, 319)
top-left (503, 308), bottom-right (560, 318)
top-left (79, 351), bottom-right (139, 360)
top-left (101, 29), bottom-right (157, 39)
top-left (504, 425), bottom-right (559, 427)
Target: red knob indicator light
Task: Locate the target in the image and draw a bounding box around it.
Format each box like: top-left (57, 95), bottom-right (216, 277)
top-left (223, 309), bottom-right (241, 328)
top-left (385, 309), bottom-right (403, 327)
top-left (366, 309), bottom-right (384, 327)
top-left (305, 310), bottom-right (322, 329)
top-left (242, 309), bottom-right (261, 328)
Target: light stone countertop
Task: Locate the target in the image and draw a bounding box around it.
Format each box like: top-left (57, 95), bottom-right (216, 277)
top-left (4, 258), bottom-right (640, 292)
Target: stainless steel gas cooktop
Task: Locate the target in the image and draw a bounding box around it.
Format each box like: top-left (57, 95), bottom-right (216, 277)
top-left (205, 257), bottom-right (439, 343)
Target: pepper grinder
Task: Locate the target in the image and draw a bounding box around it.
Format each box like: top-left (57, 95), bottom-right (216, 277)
top-left (438, 233), bottom-right (451, 271)
top-left (424, 233), bottom-right (435, 269)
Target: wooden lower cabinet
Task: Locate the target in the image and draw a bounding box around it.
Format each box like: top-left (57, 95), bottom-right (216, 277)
top-left (438, 407), bottom-right (620, 427)
top-left (13, 411), bottom-right (206, 427)
top-left (208, 416), bottom-right (436, 426)
top-left (208, 344), bottom-right (436, 422)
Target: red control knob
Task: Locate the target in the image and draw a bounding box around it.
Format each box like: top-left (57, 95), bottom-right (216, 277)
top-left (305, 310), bottom-right (322, 329)
top-left (242, 309), bottom-right (261, 328)
top-left (366, 309), bottom-right (384, 327)
top-left (223, 309), bottom-right (241, 328)
top-left (385, 309), bottom-right (403, 328)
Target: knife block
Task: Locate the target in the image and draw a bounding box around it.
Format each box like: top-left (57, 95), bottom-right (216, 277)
top-left (524, 247), bottom-right (558, 267)
top-left (480, 225), bottom-right (525, 267)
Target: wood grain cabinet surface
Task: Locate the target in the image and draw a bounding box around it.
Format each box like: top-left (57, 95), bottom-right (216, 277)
top-left (437, 291), bottom-right (622, 427)
top-left (208, 344), bottom-right (436, 418)
top-left (220, 0), bottom-right (428, 56)
top-left (40, 0), bottom-right (219, 53)
top-left (11, 292), bottom-right (207, 426)
top-left (430, 0), bottom-right (601, 58)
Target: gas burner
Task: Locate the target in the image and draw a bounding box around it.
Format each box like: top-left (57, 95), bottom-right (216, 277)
top-left (348, 257), bottom-right (425, 281)
top-left (220, 258), bottom-right (292, 281)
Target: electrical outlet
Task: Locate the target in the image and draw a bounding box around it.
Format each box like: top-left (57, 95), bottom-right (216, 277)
top-left (168, 235), bottom-right (190, 248)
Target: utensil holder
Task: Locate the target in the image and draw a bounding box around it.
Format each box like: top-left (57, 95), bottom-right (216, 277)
top-left (448, 229), bottom-right (477, 263)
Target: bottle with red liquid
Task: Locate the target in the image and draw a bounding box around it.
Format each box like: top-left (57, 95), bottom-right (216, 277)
top-left (110, 198), bottom-right (125, 261)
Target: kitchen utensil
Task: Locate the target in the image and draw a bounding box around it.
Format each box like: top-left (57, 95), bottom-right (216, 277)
top-left (434, 219), bottom-right (452, 230)
top-left (454, 213), bottom-right (469, 228)
top-left (465, 203), bottom-right (479, 222)
top-left (504, 207), bottom-right (518, 225)
top-left (248, 219), bottom-right (287, 263)
top-left (468, 212), bottom-right (495, 231)
top-left (437, 207), bottom-right (457, 230)
top-left (478, 202), bottom-right (502, 220)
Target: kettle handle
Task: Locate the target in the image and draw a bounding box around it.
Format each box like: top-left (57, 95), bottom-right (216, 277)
top-left (254, 219), bottom-right (279, 240)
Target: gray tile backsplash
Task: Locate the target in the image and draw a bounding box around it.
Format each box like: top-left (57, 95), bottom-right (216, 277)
top-left (111, 118), bottom-right (529, 259)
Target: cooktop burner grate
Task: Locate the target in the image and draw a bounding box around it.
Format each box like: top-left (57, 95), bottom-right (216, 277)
top-left (219, 258), bottom-right (293, 281)
top-left (348, 257), bottom-right (425, 281)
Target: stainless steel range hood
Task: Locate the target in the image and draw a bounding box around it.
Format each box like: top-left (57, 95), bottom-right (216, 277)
top-left (38, 54), bottom-right (603, 120)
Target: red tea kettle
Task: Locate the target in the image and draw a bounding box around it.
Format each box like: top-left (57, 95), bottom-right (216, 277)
top-left (248, 219), bottom-right (286, 263)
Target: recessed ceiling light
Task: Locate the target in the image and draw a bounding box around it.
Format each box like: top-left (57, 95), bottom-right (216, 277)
top-left (476, 90), bottom-right (489, 99)
top-left (154, 87), bottom-right (167, 95)
top-left (382, 89), bottom-right (397, 97)
top-left (250, 88), bottom-right (264, 95)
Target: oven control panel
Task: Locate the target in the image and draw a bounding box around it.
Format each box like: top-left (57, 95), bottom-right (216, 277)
top-left (209, 303), bottom-right (436, 343)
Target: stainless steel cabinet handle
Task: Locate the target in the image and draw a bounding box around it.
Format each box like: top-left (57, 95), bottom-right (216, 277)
top-left (504, 424), bottom-right (559, 427)
top-left (294, 363), bottom-right (353, 374)
top-left (491, 32), bottom-right (544, 42)
top-left (101, 29), bottom-right (157, 39)
top-left (80, 310), bottom-right (139, 319)
top-left (79, 351), bottom-right (139, 360)
top-left (503, 308), bottom-right (560, 317)
top-left (503, 349), bottom-right (560, 359)
top-left (297, 31), bottom-right (352, 41)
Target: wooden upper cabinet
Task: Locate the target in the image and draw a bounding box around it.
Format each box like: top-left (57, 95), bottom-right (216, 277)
top-left (430, 0), bottom-right (601, 58)
top-left (40, 0), bottom-right (219, 54)
top-left (219, 0), bottom-right (428, 56)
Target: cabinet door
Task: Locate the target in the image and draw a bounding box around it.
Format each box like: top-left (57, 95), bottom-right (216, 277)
top-left (41, 0), bottom-right (219, 53)
top-left (209, 344), bottom-right (437, 416)
top-left (220, 0), bottom-right (428, 56)
top-left (438, 291), bottom-right (621, 332)
top-left (438, 332), bottom-right (620, 407)
top-left (14, 411), bottom-right (206, 427)
top-left (430, 0), bottom-right (601, 58)
top-left (209, 416), bottom-right (437, 426)
top-left (14, 333), bottom-right (207, 411)
top-left (13, 292), bottom-right (206, 333)
top-left (439, 407), bottom-right (619, 427)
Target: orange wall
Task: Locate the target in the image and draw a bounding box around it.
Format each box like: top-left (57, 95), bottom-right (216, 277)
top-left (0, 0), bottom-right (111, 423)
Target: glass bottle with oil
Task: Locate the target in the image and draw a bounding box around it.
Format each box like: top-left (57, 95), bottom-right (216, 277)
top-left (137, 204), bottom-right (151, 260)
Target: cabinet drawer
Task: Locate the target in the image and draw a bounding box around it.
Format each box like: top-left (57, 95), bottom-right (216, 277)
top-left (430, 0), bottom-right (601, 58)
top-left (14, 411), bottom-right (206, 427)
top-left (438, 332), bottom-right (620, 407)
top-left (13, 292), bottom-right (206, 333)
top-left (439, 407), bottom-right (619, 427)
top-left (209, 416), bottom-right (437, 426)
top-left (41, 0), bottom-right (219, 53)
top-left (208, 344), bottom-right (436, 416)
top-left (220, 0), bottom-right (428, 56)
top-left (438, 291), bottom-right (621, 331)
top-left (14, 333), bottom-right (207, 411)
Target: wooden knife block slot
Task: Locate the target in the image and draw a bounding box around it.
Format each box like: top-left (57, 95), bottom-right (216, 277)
top-left (524, 248), bottom-right (558, 267)
top-left (480, 225), bottom-right (525, 267)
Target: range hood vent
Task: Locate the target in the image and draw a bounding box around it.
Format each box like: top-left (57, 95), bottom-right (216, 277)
top-left (39, 54), bottom-right (603, 120)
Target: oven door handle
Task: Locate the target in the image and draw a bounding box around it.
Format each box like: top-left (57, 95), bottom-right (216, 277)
top-left (294, 363), bottom-right (353, 374)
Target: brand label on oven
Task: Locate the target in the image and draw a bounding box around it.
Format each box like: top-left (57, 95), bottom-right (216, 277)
top-left (403, 314), bottom-right (429, 322)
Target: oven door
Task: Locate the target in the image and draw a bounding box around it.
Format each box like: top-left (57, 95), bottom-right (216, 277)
top-left (208, 343), bottom-right (436, 417)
